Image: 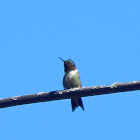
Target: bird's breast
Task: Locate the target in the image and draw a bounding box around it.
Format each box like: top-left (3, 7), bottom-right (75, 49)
top-left (63, 69), bottom-right (81, 89)
top-left (65, 70), bottom-right (78, 80)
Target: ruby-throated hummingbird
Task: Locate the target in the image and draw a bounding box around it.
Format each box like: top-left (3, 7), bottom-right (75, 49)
top-left (59, 57), bottom-right (84, 112)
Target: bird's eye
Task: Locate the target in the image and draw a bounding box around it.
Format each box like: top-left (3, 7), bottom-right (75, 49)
top-left (68, 62), bottom-right (73, 64)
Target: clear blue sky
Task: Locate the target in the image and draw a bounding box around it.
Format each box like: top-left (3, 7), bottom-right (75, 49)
top-left (0, 0), bottom-right (140, 139)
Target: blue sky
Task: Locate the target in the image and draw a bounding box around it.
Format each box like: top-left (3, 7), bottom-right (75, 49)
top-left (0, 0), bottom-right (140, 139)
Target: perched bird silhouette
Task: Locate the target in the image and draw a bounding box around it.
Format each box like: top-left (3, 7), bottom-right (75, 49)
top-left (59, 57), bottom-right (84, 112)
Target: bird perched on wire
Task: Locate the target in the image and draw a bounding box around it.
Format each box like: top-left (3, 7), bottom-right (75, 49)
top-left (59, 57), bottom-right (84, 112)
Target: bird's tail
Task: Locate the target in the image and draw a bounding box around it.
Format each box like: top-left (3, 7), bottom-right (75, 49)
top-left (71, 98), bottom-right (84, 112)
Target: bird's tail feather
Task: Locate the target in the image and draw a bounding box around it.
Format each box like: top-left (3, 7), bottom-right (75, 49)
top-left (71, 98), bottom-right (84, 112)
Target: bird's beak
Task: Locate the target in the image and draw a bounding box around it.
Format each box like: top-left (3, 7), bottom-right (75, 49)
top-left (59, 57), bottom-right (65, 62)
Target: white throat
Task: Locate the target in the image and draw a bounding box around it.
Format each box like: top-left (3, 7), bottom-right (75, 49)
top-left (65, 69), bottom-right (78, 79)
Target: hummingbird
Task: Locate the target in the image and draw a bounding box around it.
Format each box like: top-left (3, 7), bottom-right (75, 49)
top-left (59, 57), bottom-right (84, 112)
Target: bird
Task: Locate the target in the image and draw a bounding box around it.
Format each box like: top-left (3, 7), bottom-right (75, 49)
top-left (59, 57), bottom-right (84, 112)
